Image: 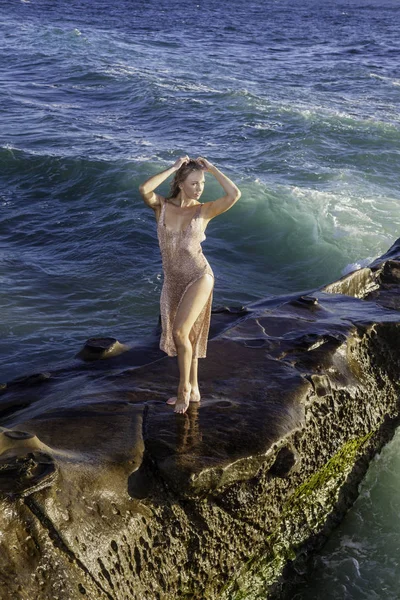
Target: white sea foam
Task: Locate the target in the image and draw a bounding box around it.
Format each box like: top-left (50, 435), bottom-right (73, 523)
top-left (370, 73), bottom-right (400, 87)
top-left (155, 79), bottom-right (221, 94)
top-left (102, 62), bottom-right (221, 96)
top-left (273, 98), bottom-right (400, 133)
top-left (129, 154), bottom-right (159, 163)
top-left (244, 121), bottom-right (283, 131)
top-left (341, 258), bottom-right (373, 275)
top-left (0, 1), bottom-right (395, 597)
top-left (339, 536), bottom-right (367, 552)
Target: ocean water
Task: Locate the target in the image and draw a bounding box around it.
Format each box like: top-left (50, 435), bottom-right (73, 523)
top-left (1, 0), bottom-right (400, 596)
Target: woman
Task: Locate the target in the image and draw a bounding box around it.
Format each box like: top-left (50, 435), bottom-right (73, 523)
top-left (139, 156), bottom-right (241, 414)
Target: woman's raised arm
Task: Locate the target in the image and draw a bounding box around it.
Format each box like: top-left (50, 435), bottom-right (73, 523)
top-left (196, 157), bottom-right (241, 220)
top-left (139, 156), bottom-right (189, 210)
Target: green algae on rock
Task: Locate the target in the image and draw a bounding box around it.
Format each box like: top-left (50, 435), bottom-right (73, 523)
top-left (1, 240), bottom-right (400, 599)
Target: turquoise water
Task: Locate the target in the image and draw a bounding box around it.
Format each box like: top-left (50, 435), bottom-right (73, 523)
top-left (294, 430), bottom-right (400, 600)
top-left (1, 0), bottom-right (400, 596)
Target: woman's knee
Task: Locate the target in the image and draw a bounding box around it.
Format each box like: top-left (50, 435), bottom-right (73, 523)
top-left (173, 326), bottom-right (190, 348)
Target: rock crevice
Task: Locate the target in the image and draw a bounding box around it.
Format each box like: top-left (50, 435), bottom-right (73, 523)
top-left (1, 240), bottom-right (400, 599)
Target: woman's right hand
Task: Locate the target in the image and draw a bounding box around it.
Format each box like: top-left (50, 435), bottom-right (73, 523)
top-left (172, 155), bottom-right (190, 171)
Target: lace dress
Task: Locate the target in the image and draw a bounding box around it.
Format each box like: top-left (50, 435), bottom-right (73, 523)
top-left (157, 198), bottom-right (214, 358)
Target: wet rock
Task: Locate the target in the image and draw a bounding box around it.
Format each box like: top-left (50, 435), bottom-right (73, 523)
top-left (0, 430), bottom-right (57, 497)
top-left (268, 444), bottom-right (299, 478)
top-left (289, 294), bottom-right (319, 308)
top-left (1, 239), bottom-right (400, 598)
top-left (76, 337), bottom-right (129, 361)
top-left (9, 372), bottom-right (51, 387)
top-left (322, 266), bottom-right (379, 298)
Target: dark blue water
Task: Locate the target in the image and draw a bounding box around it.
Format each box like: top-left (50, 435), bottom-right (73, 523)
top-left (1, 0), bottom-right (400, 597)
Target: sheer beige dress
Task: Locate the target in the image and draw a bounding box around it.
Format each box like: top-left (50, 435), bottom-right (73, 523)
top-left (157, 197), bottom-right (214, 358)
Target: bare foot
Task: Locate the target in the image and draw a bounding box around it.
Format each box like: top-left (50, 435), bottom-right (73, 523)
top-left (189, 386), bottom-right (201, 403)
top-left (167, 387), bottom-right (201, 406)
top-left (174, 388), bottom-right (191, 414)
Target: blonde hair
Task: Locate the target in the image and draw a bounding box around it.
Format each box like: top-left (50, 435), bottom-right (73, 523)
top-left (168, 159), bottom-right (203, 199)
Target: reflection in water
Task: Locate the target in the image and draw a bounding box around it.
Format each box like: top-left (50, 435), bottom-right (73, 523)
top-left (176, 404), bottom-right (202, 455)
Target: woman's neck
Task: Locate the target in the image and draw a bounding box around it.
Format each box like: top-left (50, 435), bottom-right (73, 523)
top-left (169, 193), bottom-right (194, 208)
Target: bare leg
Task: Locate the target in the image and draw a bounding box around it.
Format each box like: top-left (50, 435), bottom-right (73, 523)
top-left (167, 354), bottom-right (201, 405)
top-left (189, 355), bottom-right (201, 402)
top-left (171, 274), bottom-right (213, 414)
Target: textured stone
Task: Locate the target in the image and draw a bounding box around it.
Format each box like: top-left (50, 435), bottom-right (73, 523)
top-left (1, 239), bottom-right (400, 599)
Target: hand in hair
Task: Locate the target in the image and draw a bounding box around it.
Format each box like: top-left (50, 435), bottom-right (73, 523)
top-left (173, 155), bottom-right (190, 171)
top-left (196, 157), bottom-right (214, 172)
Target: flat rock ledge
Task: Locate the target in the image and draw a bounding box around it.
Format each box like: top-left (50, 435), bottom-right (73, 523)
top-left (2, 240), bottom-right (400, 600)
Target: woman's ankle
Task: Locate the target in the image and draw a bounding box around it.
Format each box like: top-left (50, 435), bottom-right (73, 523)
top-left (178, 383), bottom-right (191, 394)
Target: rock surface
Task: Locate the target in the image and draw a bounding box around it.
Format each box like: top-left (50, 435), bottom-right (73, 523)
top-left (2, 239), bottom-right (400, 599)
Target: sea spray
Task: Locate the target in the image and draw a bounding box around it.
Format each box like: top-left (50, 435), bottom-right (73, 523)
top-left (1, 0), bottom-right (400, 596)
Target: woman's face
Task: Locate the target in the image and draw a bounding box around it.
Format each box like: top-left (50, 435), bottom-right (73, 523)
top-left (180, 170), bottom-right (205, 200)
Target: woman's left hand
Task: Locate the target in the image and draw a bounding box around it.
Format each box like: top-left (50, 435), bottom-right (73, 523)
top-left (196, 156), bottom-right (214, 172)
